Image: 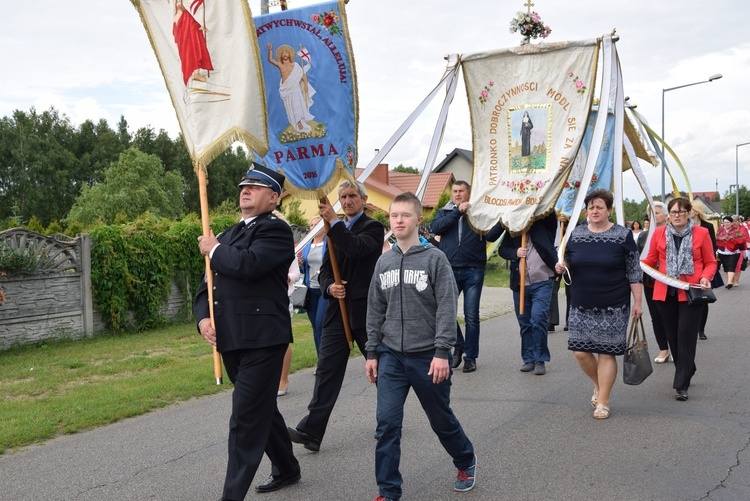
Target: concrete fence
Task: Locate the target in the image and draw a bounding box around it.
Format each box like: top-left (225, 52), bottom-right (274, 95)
top-left (1, 224), bottom-right (311, 350)
top-left (0, 229), bottom-right (93, 349)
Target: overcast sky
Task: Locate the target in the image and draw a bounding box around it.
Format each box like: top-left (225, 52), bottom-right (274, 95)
top-left (2, 0), bottom-right (748, 201)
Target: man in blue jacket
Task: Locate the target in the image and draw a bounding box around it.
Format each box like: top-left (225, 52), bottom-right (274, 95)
top-left (430, 181), bottom-right (503, 372)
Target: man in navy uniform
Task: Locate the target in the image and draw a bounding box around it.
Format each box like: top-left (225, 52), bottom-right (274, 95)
top-left (194, 163), bottom-right (300, 500)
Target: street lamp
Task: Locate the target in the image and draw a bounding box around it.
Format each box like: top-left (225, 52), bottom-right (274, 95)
top-left (736, 142), bottom-right (750, 217)
top-left (660, 73), bottom-right (723, 200)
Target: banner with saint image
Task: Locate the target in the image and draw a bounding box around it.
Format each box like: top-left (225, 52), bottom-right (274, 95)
top-left (462, 40), bottom-right (599, 234)
top-left (131, 0), bottom-right (268, 166)
top-left (254, 0), bottom-right (358, 198)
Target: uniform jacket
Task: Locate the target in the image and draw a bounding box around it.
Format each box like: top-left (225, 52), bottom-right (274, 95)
top-left (319, 213), bottom-right (384, 331)
top-left (498, 213), bottom-right (558, 292)
top-left (430, 201), bottom-right (504, 268)
top-left (193, 212), bottom-right (294, 352)
top-left (642, 224), bottom-right (717, 302)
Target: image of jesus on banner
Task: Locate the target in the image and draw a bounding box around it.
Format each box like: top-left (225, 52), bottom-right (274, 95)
top-left (268, 43), bottom-right (322, 141)
top-left (173, 0), bottom-right (213, 86)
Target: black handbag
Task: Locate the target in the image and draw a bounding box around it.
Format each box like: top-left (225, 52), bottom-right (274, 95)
top-left (685, 286), bottom-right (717, 306)
top-left (622, 317), bottom-right (653, 385)
top-left (291, 284), bottom-right (309, 309)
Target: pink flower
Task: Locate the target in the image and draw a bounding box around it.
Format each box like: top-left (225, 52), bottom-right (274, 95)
top-left (312, 14), bottom-right (319, 22)
top-left (481, 90), bottom-right (489, 99)
top-left (536, 180), bottom-right (544, 188)
top-left (489, 81), bottom-right (494, 86)
top-left (568, 71), bottom-right (574, 77)
top-left (575, 80), bottom-right (584, 89)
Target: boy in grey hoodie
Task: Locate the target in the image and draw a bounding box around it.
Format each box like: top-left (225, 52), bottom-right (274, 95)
top-left (366, 193), bottom-right (476, 501)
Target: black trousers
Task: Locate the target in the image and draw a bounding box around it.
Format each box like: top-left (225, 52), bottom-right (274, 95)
top-left (221, 344), bottom-right (299, 501)
top-left (644, 285), bottom-right (669, 351)
top-left (655, 294), bottom-right (703, 391)
top-left (699, 303), bottom-right (709, 333)
top-left (296, 323), bottom-right (367, 443)
top-left (547, 277), bottom-right (560, 326)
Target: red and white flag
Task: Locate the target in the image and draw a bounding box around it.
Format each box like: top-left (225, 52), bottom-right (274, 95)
top-left (131, 0), bottom-right (268, 166)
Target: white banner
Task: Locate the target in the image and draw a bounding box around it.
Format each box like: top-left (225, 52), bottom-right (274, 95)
top-left (462, 39), bottom-right (599, 234)
top-left (131, 0), bottom-right (268, 166)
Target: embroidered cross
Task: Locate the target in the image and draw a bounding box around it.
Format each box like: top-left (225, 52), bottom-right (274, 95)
top-left (298, 48), bottom-right (311, 62)
top-left (524, 0), bottom-right (535, 13)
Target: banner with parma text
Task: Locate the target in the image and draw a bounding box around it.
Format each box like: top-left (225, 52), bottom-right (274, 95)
top-left (254, 0), bottom-right (358, 199)
top-left (462, 40), bottom-right (599, 235)
top-left (131, 0), bottom-right (268, 167)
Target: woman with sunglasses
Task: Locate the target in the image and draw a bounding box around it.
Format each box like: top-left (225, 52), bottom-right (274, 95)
top-left (642, 198), bottom-right (717, 401)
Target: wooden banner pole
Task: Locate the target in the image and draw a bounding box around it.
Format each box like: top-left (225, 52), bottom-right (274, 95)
top-left (198, 166), bottom-right (223, 385)
top-left (519, 230), bottom-right (527, 314)
top-left (320, 197), bottom-right (354, 351)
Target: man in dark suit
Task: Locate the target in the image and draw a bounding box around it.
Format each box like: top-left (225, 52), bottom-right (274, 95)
top-left (288, 180), bottom-right (384, 452)
top-left (194, 163), bottom-right (300, 500)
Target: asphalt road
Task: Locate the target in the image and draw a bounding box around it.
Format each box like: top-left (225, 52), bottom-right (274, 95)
top-left (1, 284), bottom-right (749, 501)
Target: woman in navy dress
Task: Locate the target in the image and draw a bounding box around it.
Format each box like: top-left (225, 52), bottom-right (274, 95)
top-left (555, 189), bottom-right (643, 419)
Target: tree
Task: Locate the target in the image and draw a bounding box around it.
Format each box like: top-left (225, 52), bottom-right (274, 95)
top-left (391, 164), bottom-right (419, 174)
top-left (0, 108), bottom-right (79, 225)
top-left (721, 185), bottom-right (750, 217)
top-left (176, 143), bottom-right (250, 214)
top-left (622, 198), bottom-right (649, 225)
top-left (66, 147), bottom-right (185, 227)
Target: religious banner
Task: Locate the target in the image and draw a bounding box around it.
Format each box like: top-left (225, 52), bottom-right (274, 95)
top-left (555, 109), bottom-right (615, 217)
top-left (253, 0), bottom-right (358, 198)
top-left (131, 0), bottom-right (268, 166)
top-left (462, 39), bottom-right (599, 234)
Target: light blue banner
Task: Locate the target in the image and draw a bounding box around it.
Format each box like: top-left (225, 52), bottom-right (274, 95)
top-left (254, 1), bottom-right (357, 198)
top-left (555, 110), bottom-right (615, 217)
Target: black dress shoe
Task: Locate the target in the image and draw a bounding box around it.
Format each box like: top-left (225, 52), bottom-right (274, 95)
top-left (698, 331), bottom-right (707, 340)
top-left (452, 349), bottom-right (464, 369)
top-left (675, 390), bottom-right (689, 401)
top-left (255, 472), bottom-right (301, 493)
top-left (287, 426), bottom-right (321, 452)
top-left (462, 358), bottom-right (476, 373)
top-left (548, 325), bottom-right (555, 332)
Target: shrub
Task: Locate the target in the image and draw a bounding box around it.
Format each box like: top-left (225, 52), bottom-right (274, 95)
top-left (0, 246), bottom-right (41, 275)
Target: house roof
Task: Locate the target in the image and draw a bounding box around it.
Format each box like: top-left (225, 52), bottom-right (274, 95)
top-left (354, 167), bottom-right (454, 208)
top-left (387, 171), bottom-right (455, 208)
top-left (432, 147), bottom-right (473, 173)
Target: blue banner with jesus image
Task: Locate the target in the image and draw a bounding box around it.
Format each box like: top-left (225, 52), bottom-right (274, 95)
top-left (254, 0), bottom-right (357, 198)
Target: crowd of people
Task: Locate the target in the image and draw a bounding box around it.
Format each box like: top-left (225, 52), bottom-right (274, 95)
top-left (193, 167), bottom-right (737, 501)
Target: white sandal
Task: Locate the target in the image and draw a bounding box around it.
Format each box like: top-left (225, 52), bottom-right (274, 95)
top-left (594, 403), bottom-right (610, 419)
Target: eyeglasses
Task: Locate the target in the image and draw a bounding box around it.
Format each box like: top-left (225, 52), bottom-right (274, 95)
top-left (669, 210), bottom-right (688, 216)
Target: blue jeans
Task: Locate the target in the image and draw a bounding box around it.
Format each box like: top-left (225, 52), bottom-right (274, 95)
top-left (512, 278), bottom-right (553, 364)
top-left (375, 345), bottom-right (474, 500)
top-left (305, 288), bottom-right (326, 356)
top-left (452, 266), bottom-right (485, 360)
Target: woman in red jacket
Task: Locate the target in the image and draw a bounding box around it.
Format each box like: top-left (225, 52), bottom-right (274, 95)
top-left (642, 198), bottom-right (717, 401)
top-left (716, 216), bottom-right (745, 288)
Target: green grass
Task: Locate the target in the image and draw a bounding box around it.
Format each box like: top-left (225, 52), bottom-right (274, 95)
top-left (0, 315), bottom-right (316, 454)
top-left (483, 254), bottom-right (510, 288)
